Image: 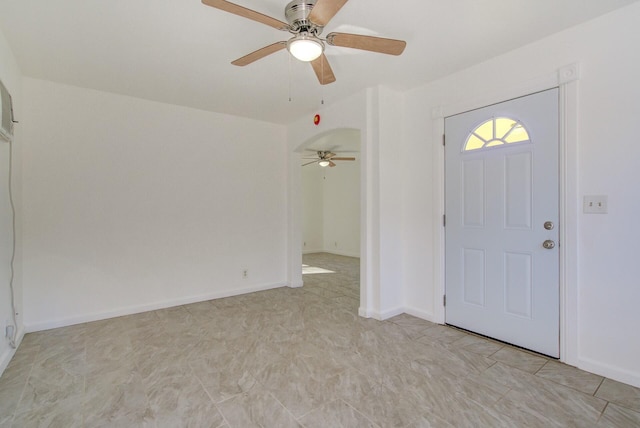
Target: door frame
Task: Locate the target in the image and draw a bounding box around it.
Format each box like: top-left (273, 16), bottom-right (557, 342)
top-left (432, 64), bottom-right (580, 365)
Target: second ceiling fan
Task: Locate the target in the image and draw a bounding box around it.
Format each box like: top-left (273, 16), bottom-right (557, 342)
top-left (202, 0), bottom-right (407, 85)
top-left (303, 151), bottom-right (355, 167)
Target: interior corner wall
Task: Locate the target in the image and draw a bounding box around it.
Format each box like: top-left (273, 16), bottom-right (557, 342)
top-left (401, 2), bottom-right (640, 387)
top-left (376, 86), bottom-right (405, 317)
top-left (0, 26), bottom-right (23, 375)
top-left (302, 164), bottom-right (324, 253)
top-left (321, 158), bottom-right (360, 258)
top-left (21, 78), bottom-right (288, 331)
top-left (301, 154), bottom-right (360, 258)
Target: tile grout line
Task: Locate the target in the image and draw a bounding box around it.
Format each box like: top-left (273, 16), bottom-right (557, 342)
top-left (596, 401), bottom-right (609, 424)
top-left (264, 388), bottom-right (302, 427)
top-left (341, 398), bottom-right (382, 428)
top-left (592, 376), bottom-right (606, 397)
top-left (533, 359), bottom-right (549, 375)
top-left (8, 345), bottom-right (40, 426)
top-left (533, 363), bottom-right (607, 397)
top-left (81, 340), bottom-right (87, 428)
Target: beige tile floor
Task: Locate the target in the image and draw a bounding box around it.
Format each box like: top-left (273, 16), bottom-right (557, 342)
top-left (1, 252), bottom-right (640, 427)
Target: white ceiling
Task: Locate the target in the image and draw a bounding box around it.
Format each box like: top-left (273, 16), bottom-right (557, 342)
top-left (1, 0), bottom-right (637, 125)
top-left (300, 128), bottom-right (360, 153)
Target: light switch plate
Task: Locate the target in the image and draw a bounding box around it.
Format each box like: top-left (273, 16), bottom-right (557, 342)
top-left (583, 195), bottom-right (608, 214)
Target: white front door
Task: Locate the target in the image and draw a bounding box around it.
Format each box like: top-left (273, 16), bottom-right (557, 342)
top-left (445, 89), bottom-right (560, 357)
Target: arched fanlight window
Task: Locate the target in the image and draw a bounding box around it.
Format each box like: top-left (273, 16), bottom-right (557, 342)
top-left (464, 117), bottom-right (530, 151)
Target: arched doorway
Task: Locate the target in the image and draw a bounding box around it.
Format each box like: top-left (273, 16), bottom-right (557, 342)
top-left (294, 128), bottom-right (363, 310)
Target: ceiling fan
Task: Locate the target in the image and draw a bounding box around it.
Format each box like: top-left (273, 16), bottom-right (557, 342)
top-left (201, 0), bottom-right (407, 85)
top-left (302, 151), bottom-right (356, 167)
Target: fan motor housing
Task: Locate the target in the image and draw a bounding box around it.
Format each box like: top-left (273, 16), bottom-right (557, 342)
top-left (285, 0), bottom-right (319, 33)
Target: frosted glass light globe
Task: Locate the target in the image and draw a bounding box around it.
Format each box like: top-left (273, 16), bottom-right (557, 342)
top-left (288, 35), bottom-right (324, 62)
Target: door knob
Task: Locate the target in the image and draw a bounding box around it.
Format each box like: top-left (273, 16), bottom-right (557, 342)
top-left (543, 240), bottom-right (555, 249)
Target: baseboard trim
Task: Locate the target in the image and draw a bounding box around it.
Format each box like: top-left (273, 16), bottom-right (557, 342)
top-left (404, 306), bottom-right (437, 323)
top-left (0, 327), bottom-right (25, 377)
top-left (288, 280), bottom-right (304, 288)
top-left (377, 306), bottom-right (405, 320)
top-left (302, 249), bottom-right (324, 254)
top-left (24, 282), bottom-right (287, 333)
top-left (358, 305), bottom-right (435, 323)
top-left (358, 307), bottom-right (372, 318)
top-left (324, 250), bottom-right (360, 258)
top-left (362, 305), bottom-right (404, 321)
top-left (577, 356), bottom-right (640, 389)
top-left (303, 250), bottom-right (360, 258)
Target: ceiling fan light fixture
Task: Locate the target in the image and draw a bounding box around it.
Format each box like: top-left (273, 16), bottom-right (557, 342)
top-left (287, 33), bottom-right (324, 62)
top-left (318, 160), bottom-right (331, 167)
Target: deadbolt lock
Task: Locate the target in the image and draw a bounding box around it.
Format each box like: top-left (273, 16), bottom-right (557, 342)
top-left (544, 221), bottom-right (554, 230)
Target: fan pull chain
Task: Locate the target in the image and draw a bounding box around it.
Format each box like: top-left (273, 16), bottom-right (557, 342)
top-left (288, 53), bottom-right (292, 102)
top-left (321, 56), bottom-right (325, 105)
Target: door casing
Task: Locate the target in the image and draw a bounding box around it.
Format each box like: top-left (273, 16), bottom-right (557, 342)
top-left (430, 64), bottom-right (580, 364)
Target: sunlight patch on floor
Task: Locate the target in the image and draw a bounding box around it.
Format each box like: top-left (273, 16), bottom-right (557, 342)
top-left (302, 264), bottom-right (336, 275)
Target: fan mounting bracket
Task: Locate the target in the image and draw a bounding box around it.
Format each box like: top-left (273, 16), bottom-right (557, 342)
top-left (285, 0), bottom-right (324, 35)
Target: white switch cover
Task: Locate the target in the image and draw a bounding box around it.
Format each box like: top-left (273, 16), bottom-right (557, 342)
top-left (583, 195), bottom-right (608, 214)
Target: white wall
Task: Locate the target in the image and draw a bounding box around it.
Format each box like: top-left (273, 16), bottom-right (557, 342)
top-left (0, 27), bottom-right (23, 375)
top-left (301, 165), bottom-right (324, 253)
top-left (401, 3), bottom-right (640, 387)
top-left (377, 87), bottom-right (405, 316)
top-left (21, 78), bottom-right (288, 331)
top-left (322, 158), bottom-right (360, 258)
top-left (0, 27), bottom-right (24, 374)
top-left (302, 154), bottom-right (361, 258)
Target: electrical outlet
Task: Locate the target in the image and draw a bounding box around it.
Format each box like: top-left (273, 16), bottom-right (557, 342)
top-left (242, 269), bottom-right (248, 279)
top-left (6, 324), bottom-right (14, 340)
top-left (583, 195), bottom-right (608, 214)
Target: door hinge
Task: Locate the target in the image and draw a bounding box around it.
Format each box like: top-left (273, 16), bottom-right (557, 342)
top-left (442, 134), bottom-right (446, 146)
top-left (443, 295), bottom-right (446, 307)
top-left (443, 214), bottom-right (446, 227)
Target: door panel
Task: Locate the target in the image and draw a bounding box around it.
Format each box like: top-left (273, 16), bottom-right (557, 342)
top-left (505, 152), bottom-right (532, 229)
top-left (504, 251), bottom-right (532, 318)
top-left (445, 89), bottom-right (559, 357)
top-left (463, 248), bottom-right (485, 306)
top-left (462, 159), bottom-right (485, 227)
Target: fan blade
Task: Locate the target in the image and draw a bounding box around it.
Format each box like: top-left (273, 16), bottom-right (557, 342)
top-left (327, 32), bottom-right (406, 55)
top-left (302, 160), bottom-right (319, 166)
top-left (308, 0), bottom-right (349, 27)
top-left (329, 161), bottom-right (337, 167)
top-left (325, 152), bottom-right (337, 159)
top-left (310, 54), bottom-right (336, 85)
top-left (201, 0), bottom-right (289, 30)
top-left (232, 42), bottom-right (286, 66)
top-left (331, 157), bottom-right (356, 161)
